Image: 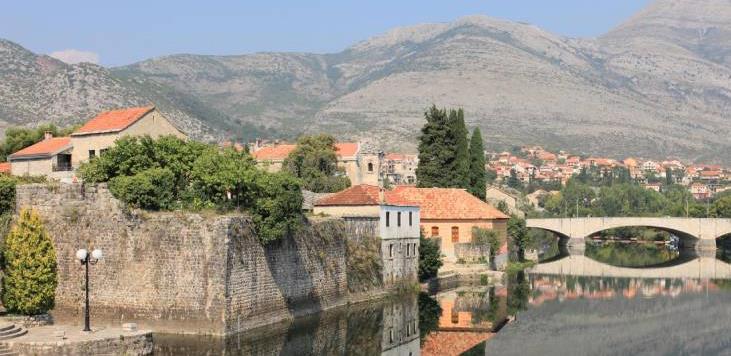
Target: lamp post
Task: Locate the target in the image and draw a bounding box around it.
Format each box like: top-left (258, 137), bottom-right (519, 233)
top-left (76, 248), bottom-right (103, 332)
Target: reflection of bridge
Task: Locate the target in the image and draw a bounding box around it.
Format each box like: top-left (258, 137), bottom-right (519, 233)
top-left (530, 255), bottom-right (731, 279)
top-left (527, 217), bottom-right (731, 252)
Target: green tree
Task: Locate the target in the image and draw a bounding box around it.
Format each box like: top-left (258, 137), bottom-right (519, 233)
top-left (467, 128), bottom-right (487, 200)
top-left (416, 106), bottom-right (454, 188)
top-left (188, 148), bottom-right (259, 209)
top-left (109, 168), bottom-right (177, 210)
top-left (0, 176), bottom-right (15, 215)
top-left (283, 134), bottom-right (351, 193)
top-left (418, 292), bottom-right (442, 345)
top-left (448, 108), bottom-right (469, 188)
top-left (508, 216), bottom-right (529, 261)
top-left (665, 168), bottom-right (674, 186)
top-left (472, 227), bottom-right (501, 269)
top-left (2, 208), bottom-right (57, 315)
top-left (712, 195), bottom-right (731, 218)
top-left (496, 200), bottom-right (511, 215)
top-left (507, 169), bottom-right (522, 191)
top-left (418, 234), bottom-right (443, 281)
top-left (251, 172), bottom-right (304, 244)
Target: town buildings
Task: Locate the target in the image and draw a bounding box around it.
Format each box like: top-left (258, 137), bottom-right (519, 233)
top-left (313, 184), bottom-right (420, 287)
top-left (253, 142), bottom-right (383, 186)
top-left (383, 153), bottom-right (418, 185)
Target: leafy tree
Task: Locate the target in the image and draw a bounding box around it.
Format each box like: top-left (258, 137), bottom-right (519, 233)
top-left (418, 234), bottom-right (443, 281)
top-left (283, 135), bottom-right (351, 193)
top-left (109, 168), bottom-right (176, 210)
top-left (250, 172), bottom-right (304, 244)
top-left (473, 227), bottom-right (501, 269)
top-left (508, 216), bottom-right (529, 261)
top-left (418, 292), bottom-right (442, 345)
top-left (2, 208), bottom-right (57, 315)
top-left (496, 200), bottom-right (510, 215)
top-left (507, 169), bottom-right (522, 191)
top-left (665, 168), bottom-right (674, 186)
top-left (467, 128), bottom-right (487, 200)
top-left (712, 195), bottom-right (731, 218)
top-left (188, 148), bottom-right (259, 210)
top-left (416, 106), bottom-right (454, 188)
top-left (0, 176), bottom-right (15, 215)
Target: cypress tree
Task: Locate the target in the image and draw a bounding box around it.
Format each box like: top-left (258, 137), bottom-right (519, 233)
top-left (448, 108), bottom-right (469, 188)
top-left (467, 128), bottom-right (487, 200)
top-left (2, 208), bottom-right (57, 315)
top-left (416, 106), bottom-right (453, 187)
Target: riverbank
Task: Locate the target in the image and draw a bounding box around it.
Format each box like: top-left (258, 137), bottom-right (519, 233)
top-left (3, 325), bottom-right (152, 355)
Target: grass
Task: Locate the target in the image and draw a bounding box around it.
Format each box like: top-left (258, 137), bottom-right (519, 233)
top-left (505, 260), bottom-right (537, 275)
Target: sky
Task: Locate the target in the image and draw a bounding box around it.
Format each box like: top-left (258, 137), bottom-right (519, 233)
top-left (0, 0), bottom-right (650, 67)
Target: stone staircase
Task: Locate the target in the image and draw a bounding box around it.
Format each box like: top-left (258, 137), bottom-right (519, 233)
top-left (0, 324), bottom-right (27, 356)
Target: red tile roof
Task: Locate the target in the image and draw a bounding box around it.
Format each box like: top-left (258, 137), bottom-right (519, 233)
top-left (253, 142), bottom-right (359, 161)
top-left (315, 184), bottom-right (417, 207)
top-left (8, 137), bottom-right (72, 159)
top-left (72, 106), bottom-right (154, 135)
top-left (0, 162), bottom-right (10, 174)
top-left (390, 186), bottom-right (509, 220)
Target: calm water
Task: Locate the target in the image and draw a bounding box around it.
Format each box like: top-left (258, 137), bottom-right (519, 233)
top-left (155, 243), bottom-right (731, 355)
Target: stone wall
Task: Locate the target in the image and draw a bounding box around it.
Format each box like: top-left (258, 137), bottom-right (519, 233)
top-left (14, 184), bottom-right (381, 335)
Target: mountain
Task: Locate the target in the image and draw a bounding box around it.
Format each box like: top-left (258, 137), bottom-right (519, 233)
top-left (0, 39), bottom-right (268, 142)
top-left (3, 0), bottom-right (731, 162)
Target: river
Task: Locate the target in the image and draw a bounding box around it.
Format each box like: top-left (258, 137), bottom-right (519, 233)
top-left (154, 242), bottom-right (731, 355)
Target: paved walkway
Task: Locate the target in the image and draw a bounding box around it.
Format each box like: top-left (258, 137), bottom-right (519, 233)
top-left (4, 325), bottom-right (152, 355)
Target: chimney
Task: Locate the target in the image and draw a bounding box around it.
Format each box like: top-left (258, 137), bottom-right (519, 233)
top-left (44, 131), bottom-right (53, 140)
top-left (379, 187), bottom-right (385, 205)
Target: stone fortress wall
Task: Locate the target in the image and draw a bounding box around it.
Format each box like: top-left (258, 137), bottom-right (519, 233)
top-left (14, 183), bottom-right (396, 335)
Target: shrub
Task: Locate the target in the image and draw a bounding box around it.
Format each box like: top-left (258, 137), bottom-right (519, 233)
top-left (0, 176), bottom-right (16, 215)
top-left (418, 235), bottom-right (443, 282)
top-left (2, 208), bottom-right (57, 315)
top-left (109, 168), bottom-right (176, 210)
top-left (251, 172), bottom-right (304, 244)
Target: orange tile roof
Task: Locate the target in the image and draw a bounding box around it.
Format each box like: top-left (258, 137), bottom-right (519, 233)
top-left (0, 162), bottom-right (10, 174)
top-left (8, 137), bottom-right (72, 159)
top-left (390, 186), bottom-right (509, 220)
top-left (253, 142), bottom-right (359, 161)
top-left (252, 144), bottom-right (297, 161)
top-left (315, 184), bottom-right (416, 207)
top-left (72, 106), bottom-right (154, 135)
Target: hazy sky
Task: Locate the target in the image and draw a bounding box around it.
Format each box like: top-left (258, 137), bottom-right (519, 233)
top-left (1, 0), bottom-right (650, 66)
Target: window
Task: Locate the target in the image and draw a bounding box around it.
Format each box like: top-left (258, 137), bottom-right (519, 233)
top-left (368, 162), bottom-right (374, 172)
top-left (397, 212), bottom-right (401, 227)
top-left (386, 212), bottom-right (390, 227)
top-left (389, 244), bottom-right (393, 258)
top-left (88, 150), bottom-right (96, 159)
top-left (431, 226), bottom-right (439, 236)
top-left (408, 212), bottom-right (413, 226)
top-left (452, 226), bottom-right (459, 243)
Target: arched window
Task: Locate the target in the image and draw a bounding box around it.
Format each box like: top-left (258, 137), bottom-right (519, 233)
top-left (431, 226), bottom-right (439, 236)
top-left (451, 226), bottom-right (459, 243)
top-left (368, 162), bottom-right (374, 172)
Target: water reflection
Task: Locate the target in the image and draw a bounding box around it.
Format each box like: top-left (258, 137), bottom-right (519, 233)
top-left (585, 241), bottom-right (680, 268)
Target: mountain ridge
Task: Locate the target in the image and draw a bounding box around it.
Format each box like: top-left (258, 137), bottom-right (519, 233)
top-left (3, 0), bottom-right (731, 163)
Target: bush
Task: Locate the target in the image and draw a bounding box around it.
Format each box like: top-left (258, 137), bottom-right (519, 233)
top-left (0, 176), bottom-right (16, 215)
top-left (2, 208), bottom-right (57, 315)
top-left (109, 168), bottom-right (176, 210)
top-left (283, 134), bottom-right (351, 193)
top-left (251, 172), bottom-right (304, 244)
top-left (418, 235), bottom-right (443, 281)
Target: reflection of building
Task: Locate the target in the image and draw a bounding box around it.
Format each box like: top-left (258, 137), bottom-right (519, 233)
top-left (381, 296), bottom-right (420, 356)
top-left (314, 184), bottom-right (420, 286)
top-left (422, 287), bottom-right (507, 356)
top-left (253, 142), bottom-right (383, 186)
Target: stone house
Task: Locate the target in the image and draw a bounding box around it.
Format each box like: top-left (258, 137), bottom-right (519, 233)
top-left (69, 106), bottom-right (186, 167)
top-left (388, 186), bottom-right (509, 263)
top-left (253, 142), bottom-right (383, 186)
top-left (313, 184), bottom-right (420, 286)
top-left (8, 134), bottom-right (73, 178)
top-left (485, 185), bottom-right (523, 218)
top-left (383, 153), bottom-right (418, 185)
top-left (8, 106), bottom-right (185, 178)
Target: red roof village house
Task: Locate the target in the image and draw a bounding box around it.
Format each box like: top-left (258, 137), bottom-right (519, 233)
top-left (0, 162), bottom-right (10, 175)
top-left (253, 142), bottom-right (382, 186)
top-left (7, 134), bottom-right (73, 177)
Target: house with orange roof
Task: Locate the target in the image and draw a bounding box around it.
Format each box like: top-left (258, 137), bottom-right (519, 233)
top-left (389, 186), bottom-right (509, 263)
top-left (8, 133), bottom-right (73, 178)
top-left (253, 141), bottom-right (383, 186)
top-left (313, 184), bottom-right (419, 286)
top-left (0, 162), bottom-right (10, 175)
top-left (69, 105), bottom-right (185, 167)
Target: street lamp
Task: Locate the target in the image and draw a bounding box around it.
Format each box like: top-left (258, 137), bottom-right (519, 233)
top-left (76, 248), bottom-right (103, 332)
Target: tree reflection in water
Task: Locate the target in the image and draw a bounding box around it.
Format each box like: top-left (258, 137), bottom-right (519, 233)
top-left (586, 241), bottom-right (679, 267)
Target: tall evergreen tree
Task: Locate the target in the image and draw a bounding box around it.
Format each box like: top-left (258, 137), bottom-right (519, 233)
top-left (467, 128), bottom-right (487, 200)
top-left (416, 106), bottom-right (454, 187)
top-left (2, 208), bottom-right (57, 315)
top-left (448, 108), bottom-right (469, 188)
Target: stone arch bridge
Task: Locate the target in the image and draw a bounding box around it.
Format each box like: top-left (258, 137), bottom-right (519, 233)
top-left (526, 217), bottom-right (731, 252)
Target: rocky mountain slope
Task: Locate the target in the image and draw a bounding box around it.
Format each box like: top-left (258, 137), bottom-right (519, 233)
top-left (2, 0), bottom-right (731, 162)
